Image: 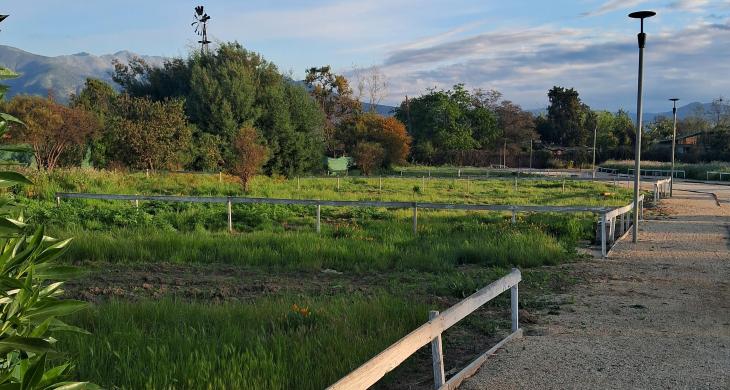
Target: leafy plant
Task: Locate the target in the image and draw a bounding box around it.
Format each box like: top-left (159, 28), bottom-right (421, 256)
top-left (0, 79), bottom-right (96, 389)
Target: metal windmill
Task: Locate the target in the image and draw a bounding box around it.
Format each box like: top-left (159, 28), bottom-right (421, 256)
top-left (192, 6), bottom-right (211, 54)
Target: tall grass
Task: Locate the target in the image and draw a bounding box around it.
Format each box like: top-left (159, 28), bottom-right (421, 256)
top-left (61, 295), bottom-right (430, 390)
top-left (59, 212), bottom-right (578, 273)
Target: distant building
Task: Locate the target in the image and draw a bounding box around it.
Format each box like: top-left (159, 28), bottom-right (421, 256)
top-left (649, 130), bottom-right (730, 162)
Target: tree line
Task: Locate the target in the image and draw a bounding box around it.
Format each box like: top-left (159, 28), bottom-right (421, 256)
top-left (2, 41), bottom-right (727, 179)
top-left (0, 42), bottom-right (411, 188)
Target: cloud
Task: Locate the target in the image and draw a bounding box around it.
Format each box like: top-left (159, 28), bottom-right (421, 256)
top-left (581, 0), bottom-right (649, 17)
top-left (375, 19), bottom-right (730, 112)
top-left (667, 0), bottom-right (711, 13)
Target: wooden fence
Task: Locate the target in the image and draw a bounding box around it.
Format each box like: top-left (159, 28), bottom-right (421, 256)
top-left (326, 269), bottom-right (522, 390)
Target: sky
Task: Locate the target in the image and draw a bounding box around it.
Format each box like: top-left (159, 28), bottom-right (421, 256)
top-left (2, 0), bottom-right (729, 112)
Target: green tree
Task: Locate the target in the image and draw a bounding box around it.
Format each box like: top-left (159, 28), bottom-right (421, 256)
top-left (110, 42), bottom-right (325, 176)
top-left (106, 95), bottom-right (192, 170)
top-left (394, 85), bottom-right (498, 161)
top-left (540, 86), bottom-right (589, 146)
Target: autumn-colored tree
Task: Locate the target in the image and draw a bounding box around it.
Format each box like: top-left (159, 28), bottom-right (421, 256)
top-left (107, 95), bottom-right (192, 170)
top-left (336, 113), bottom-right (411, 168)
top-left (232, 126), bottom-right (268, 191)
top-left (352, 142), bottom-right (384, 175)
top-left (305, 65), bottom-right (361, 156)
top-left (3, 95), bottom-right (99, 170)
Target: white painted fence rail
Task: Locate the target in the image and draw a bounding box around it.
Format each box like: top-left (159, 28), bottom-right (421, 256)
top-left (55, 191), bottom-right (649, 258)
top-left (706, 171), bottom-right (730, 181)
top-left (626, 168), bottom-right (686, 178)
top-left (326, 269), bottom-right (522, 390)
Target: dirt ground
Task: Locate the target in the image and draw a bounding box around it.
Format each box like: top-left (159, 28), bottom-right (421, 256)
top-left (462, 182), bottom-right (730, 389)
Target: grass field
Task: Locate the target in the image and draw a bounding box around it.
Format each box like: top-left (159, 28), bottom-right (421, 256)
top-left (13, 168), bottom-right (631, 389)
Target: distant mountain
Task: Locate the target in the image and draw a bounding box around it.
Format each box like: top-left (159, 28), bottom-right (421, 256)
top-left (529, 102), bottom-right (719, 123)
top-left (0, 45), bottom-right (166, 101)
top-left (361, 102), bottom-right (396, 116)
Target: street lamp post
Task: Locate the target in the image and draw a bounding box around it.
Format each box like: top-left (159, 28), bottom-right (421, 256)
top-left (669, 98), bottom-right (679, 196)
top-left (629, 10), bottom-right (656, 243)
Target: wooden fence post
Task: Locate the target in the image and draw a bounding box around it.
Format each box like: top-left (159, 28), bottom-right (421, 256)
top-left (227, 198), bottom-right (233, 233)
top-left (56, 196), bottom-right (60, 207)
top-left (510, 281), bottom-right (519, 332)
top-left (412, 203), bottom-right (418, 235)
top-left (562, 179), bottom-right (566, 192)
top-left (297, 176), bottom-right (300, 191)
top-left (337, 177), bottom-right (340, 190)
top-left (511, 208), bottom-right (516, 224)
top-left (422, 176), bottom-right (426, 188)
top-left (219, 171), bottom-right (222, 183)
top-left (601, 212), bottom-right (607, 258)
top-left (429, 311), bottom-right (445, 389)
top-left (316, 204), bottom-right (321, 233)
top-left (458, 169), bottom-right (461, 177)
top-left (379, 177), bottom-right (382, 191)
top-left (145, 169), bottom-right (149, 178)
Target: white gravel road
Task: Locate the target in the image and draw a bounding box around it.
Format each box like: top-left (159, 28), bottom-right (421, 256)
top-left (461, 182), bottom-right (730, 390)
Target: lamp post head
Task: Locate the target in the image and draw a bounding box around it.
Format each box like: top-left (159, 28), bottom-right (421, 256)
top-left (670, 98), bottom-right (679, 113)
top-left (629, 11), bottom-right (655, 48)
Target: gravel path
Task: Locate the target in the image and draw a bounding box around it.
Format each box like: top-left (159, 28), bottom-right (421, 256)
top-left (462, 182), bottom-right (730, 389)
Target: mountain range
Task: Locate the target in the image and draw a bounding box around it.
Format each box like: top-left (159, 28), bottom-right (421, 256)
top-left (0, 45), bottom-right (719, 122)
top-left (0, 45), bottom-right (165, 100)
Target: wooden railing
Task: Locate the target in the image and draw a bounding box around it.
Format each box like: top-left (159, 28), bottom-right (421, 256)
top-left (326, 269), bottom-right (522, 390)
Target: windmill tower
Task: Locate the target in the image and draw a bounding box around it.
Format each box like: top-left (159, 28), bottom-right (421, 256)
top-left (192, 6), bottom-right (211, 54)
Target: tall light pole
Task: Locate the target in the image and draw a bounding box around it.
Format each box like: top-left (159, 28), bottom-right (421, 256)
top-left (629, 10), bottom-right (656, 243)
top-left (669, 98), bottom-right (679, 196)
top-left (529, 139), bottom-right (533, 170)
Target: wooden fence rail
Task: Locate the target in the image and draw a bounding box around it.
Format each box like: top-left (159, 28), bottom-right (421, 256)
top-left (326, 269), bottom-right (522, 390)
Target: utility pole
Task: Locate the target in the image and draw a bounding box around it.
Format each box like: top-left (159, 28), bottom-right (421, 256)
top-left (629, 10), bottom-right (656, 243)
top-left (503, 139), bottom-right (507, 167)
top-left (529, 139), bottom-right (533, 170)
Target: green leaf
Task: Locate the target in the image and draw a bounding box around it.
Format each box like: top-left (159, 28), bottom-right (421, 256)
top-left (48, 382), bottom-right (101, 390)
top-left (0, 384), bottom-right (21, 390)
top-left (0, 218), bottom-right (27, 234)
top-left (21, 353), bottom-right (46, 390)
top-left (33, 266), bottom-right (85, 281)
top-left (37, 363), bottom-right (70, 389)
top-left (25, 300), bottom-right (89, 322)
top-left (0, 145), bottom-right (32, 154)
top-left (0, 172), bottom-right (33, 187)
top-left (48, 319), bottom-right (90, 335)
top-left (0, 336), bottom-right (54, 354)
top-left (0, 113), bottom-right (23, 125)
top-left (34, 239), bottom-right (73, 265)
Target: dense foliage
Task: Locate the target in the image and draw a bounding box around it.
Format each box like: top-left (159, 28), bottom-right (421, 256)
top-left (112, 43), bottom-right (325, 176)
top-left (3, 96), bottom-right (99, 171)
top-left (0, 75), bottom-right (95, 388)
